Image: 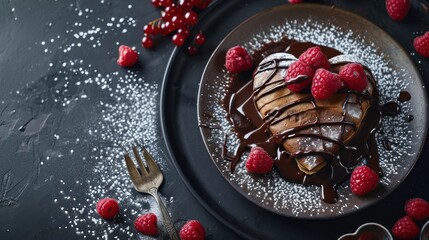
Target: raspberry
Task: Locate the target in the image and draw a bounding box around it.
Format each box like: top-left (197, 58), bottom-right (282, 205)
top-left (96, 198), bottom-right (120, 219)
top-left (225, 46), bottom-right (253, 73)
top-left (349, 166), bottom-right (379, 196)
top-left (339, 63), bottom-right (368, 92)
top-left (134, 213), bottom-right (158, 236)
top-left (404, 197), bottom-right (429, 221)
top-left (414, 32), bottom-right (429, 58)
top-left (245, 147), bottom-right (274, 174)
top-left (288, 0), bottom-right (303, 3)
top-left (117, 45), bottom-right (139, 67)
top-left (298, 46), bottom-right (330, 71)
top-left (179, 220), bottom-right (206, 240)
top-left (386, 0), bottom-right (410, 21)
top-left (285, 60), bottom-right (314, 93)
top-left (311, 69), bottom-right (343, 100)
top-left (391, 216), bottom-right (419, 240)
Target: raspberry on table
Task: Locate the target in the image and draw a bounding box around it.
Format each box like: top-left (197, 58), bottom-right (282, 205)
top-left (134, 213), bottom-right (158, 236)
top-left (179, 220), bottom-right (206, 240)
top-left (288, 0), bottom-right (303, 3)
top-left (391, 216), bottom-right (419, 240)
top-left (225, 45), bottom-right (253, 73)
top-left (414, 32), bottom-right (429, 58)
top-left (285, 60), bottom-right (314, 93)
top-left (339, 63), bottom-right (368, 92)
top-left (386, 0), bottom-right (410, 21)
top-left (404, 197), bottom-right (429, 221)
top-left (245, 147), bottom-right (274, 174)
top-left (311, 68), bottom-right (343, 100)
top-left (298, 46), bottom-right (330, 71)
top-left (96, 198), bottom-right (120, 219)
top-left (117, 45), bottom-right (139, 67)
top-left (349, 166), bottom-right (379, 196)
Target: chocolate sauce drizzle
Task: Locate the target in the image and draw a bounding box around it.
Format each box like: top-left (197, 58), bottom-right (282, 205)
top-left (222, 39), bottom-right (383, 203)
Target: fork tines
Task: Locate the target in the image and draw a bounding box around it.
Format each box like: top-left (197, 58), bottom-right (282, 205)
top-left (123, 145), bottom-right (160, 178)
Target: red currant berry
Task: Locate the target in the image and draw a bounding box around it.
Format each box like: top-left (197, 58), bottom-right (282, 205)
top-left (196, 0), bottom-right (211, 9)
top-left (195, 32), bottom-right (206, 45)
top-left (162, 5), bottom-right (179, 21)
top-left (184, 11), bottom-right (198, 25)
top-left (176, 27), bottom-right (190, 38)
top-left (159, 0), bottom-right (173, 7)
top-left (142, 35), bottom-right (153, 48)
top-left (143, 24), bottom-right (152, 34)
top-left (178, 0), bottom-right (193, 12)
top-left (187, 44), bottom-right (198, 55)
top-left (172, 33), bottom-right (185, 46)
top-left (151, 0), bottom-right (162, 8)
top-left (151, 25), bottom-right (160, 35)
top-left (189, 0), bottom-right (200, 5)
top-left (160, 21), bottom-right (174, 35)
top-left (143, 24), bottom-right (159, 35)
top-left (171, 15), bottom-right (185, 29)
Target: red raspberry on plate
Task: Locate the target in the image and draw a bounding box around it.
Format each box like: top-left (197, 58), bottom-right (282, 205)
top-left (386, 0), bottom-right (410, 21)
top-left (285, 60), bottom-right (314, 93)
top-left (311, 68), bottom-right (342, 100)
top-left (404, 197), bottom-right (429, 221)
top-left (339, 63), bottom-right (368, 92)
top-left (349, 165), bottom-right (379, 196)
top-left (288, 0), bottom-right (303, 3)
top-left (414, 32), bottom-right (429, 58)
top-left (179, 220), bottom-right (206, 240)
top-left (298, 46), bottom-right (330, 71)
top-left (96, 198), bottom-right (120, 219)
top-left (225, 46), bottom-right (253, 73)
top-left (134, 213), bottom-right (158, 236)
top-left (391, 216), bottom-right (419, 240)
top-left (117, 45), bottom-right (139, 67)
top-left (245, 147), bottom-right (274, 174)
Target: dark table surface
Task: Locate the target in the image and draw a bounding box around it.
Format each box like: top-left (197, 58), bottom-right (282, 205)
top-left (1, 0), bottom-right (429, 239)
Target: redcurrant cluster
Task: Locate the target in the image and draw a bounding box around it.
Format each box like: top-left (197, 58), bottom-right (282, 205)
top-left (142, 0), bottom-right (210, 55)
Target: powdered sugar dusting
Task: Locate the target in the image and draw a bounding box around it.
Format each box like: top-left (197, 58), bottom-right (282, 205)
top-left (56, 74), bottom-right (169, 239)
top-left (199, 17), bottom-right (419, 217)
top-left (24, 1), bottom-right (171, 239)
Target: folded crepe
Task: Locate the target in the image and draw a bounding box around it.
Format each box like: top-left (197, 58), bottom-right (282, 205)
top-left (252, 53), bottom-right (374, 175)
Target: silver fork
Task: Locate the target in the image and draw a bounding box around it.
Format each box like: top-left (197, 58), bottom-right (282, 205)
top-left (123, 146), bottom-right (180, 240)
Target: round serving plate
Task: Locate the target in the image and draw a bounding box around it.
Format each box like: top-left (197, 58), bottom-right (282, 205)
top-left (197, 3), bottom-right (427, 218)
top-left (161, 2), bottom-right (428, 239)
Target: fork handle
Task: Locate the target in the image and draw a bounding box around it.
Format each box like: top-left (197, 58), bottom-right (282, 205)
top-left (149, 187), bottom-right (180, 240)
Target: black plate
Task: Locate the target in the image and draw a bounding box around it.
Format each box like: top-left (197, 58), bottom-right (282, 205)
top-left (197, 4), bottom-right (428, 218)
top-left (160, 1), bottom-right (428, 239)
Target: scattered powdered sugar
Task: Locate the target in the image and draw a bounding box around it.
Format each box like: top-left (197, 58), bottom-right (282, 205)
top-left (55, 68), bottom-right (169, 239)
top-left (200, 18), bottom-right (420, 217)
top-left (48, 58), bottom-right (173, 238)
top-left (28, 1), bottom-right (172, 239)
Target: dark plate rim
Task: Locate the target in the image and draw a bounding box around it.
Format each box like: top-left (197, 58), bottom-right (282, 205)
top-left (159, 1), bottom-right (257, 238)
